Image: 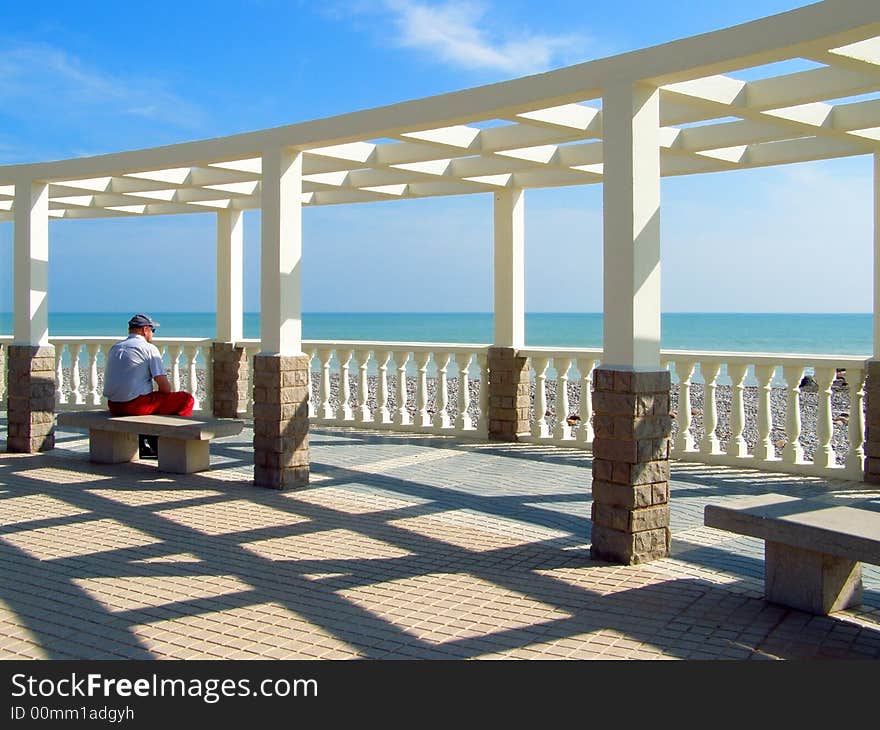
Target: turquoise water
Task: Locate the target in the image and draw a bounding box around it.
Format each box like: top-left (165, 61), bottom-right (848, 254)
top-left (0, 312), bottom-right (871, 355)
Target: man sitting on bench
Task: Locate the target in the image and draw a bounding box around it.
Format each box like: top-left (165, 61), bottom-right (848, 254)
top-left (102, 314), bottom-right (195, 458)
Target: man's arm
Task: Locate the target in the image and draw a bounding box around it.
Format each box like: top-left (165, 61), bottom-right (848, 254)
top-left (154, 374), bottom-right (172, 393)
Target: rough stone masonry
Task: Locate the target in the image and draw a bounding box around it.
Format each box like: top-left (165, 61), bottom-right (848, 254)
top-left (486, 346), bottom-right (530, 441)
top-left (590, 368), bottom-right (672, 564)
top-left (212, 342), bottom-right (250, 419)
top-left (252, 353), bottom-right (310, 489)
top-left (7, 345), bottom-right (56, 453)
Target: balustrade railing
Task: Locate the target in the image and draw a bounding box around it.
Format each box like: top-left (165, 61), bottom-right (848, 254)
top-left (0, 333), bottom-right (869, 480)
top-left (45, 336), bottom-right (212, 413)
top-left (240, 340), bottom-right (489, 437)
top-left (662, 350), bottom-right (866, 480)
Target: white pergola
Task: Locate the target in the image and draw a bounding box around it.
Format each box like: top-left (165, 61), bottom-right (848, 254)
top-left (2, 0), bottom-right (880, 367)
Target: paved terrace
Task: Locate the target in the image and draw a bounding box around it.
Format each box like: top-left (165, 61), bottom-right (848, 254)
top-left (1, 422), bottom-right (879, 661)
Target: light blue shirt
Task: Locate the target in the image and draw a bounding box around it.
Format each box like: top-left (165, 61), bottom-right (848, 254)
top-left (102, 334), bottom-right (166, 402)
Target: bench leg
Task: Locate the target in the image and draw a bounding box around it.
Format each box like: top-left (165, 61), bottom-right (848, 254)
top-left (90, 429), bottom-right (138, 464)
top-left (157, 437), bottom-right (209, 474)
top-left (765, 541), bottom-right (862, 614)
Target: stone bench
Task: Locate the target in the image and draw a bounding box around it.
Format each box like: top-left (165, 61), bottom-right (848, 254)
top-left (57, 411), bottom-right (245, 474)
top-left (704, 493), bottom-right (880, 614)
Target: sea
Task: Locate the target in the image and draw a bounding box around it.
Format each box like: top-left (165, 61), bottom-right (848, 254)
top-left (0, 312), bottom-right (872, 356)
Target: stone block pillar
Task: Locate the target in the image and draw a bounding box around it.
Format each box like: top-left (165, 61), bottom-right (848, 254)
top-left (212, 342), bottom-right (250, 418)
top-left (252, 353), bottom-right (310, 489)
top-left (864, 361), bottom-right (880, 483)
top-left (590, 368), bottom-right (672, 564)
top-left (7, 345), bottom-right (56, 453)
top-left (486, 346), bottom-right (530, 441)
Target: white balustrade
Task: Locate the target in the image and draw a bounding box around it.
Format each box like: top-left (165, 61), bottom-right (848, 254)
top-left (47, 337), bottom-right (211, 414)
top-left (39, 332), bottom-right (870, 482)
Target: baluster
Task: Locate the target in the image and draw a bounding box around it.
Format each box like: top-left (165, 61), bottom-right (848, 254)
top-left (171, 346), bottom-right (182, 392)
top-left (700, 362), bottom-right (722, 456)
top-left (455, 353), bottom-right (473, 431)
top-left (782, 364), bottom-right (805, 465)
top-left (814, 366), bottom-right (836, 468)
top-left (394, 352), bottom-right (411, 427)
top-left (415, 352), bottom-right (432, 428)
top-left (754, 364), bottom-right (776, 462)
top-left (202, 345), bottom-right (213, 414)
top-left (476, 352), bottom-right (488, 435)
top-left (55, 346), bottom-right (67, 405)
top-left (337, 349), bottom-right (353, 421)
top-left (356, 350), bottom-right (372, 423)
top-left (86, 344), bottom-right (101, 405)
top-left (318, 349), bottom-right (334, 421)
top-left (68, 344), bottom-right (83, 405)
top-left (303, 349), bottom-right (321, 420)
top-left (376, 350), bottom-right (392, 424)
top-left (554, 357), bottom-right (572, 440)
top-left (531, 357), bottom-right (550, 439)
top-left (433, 352), bottom-right (451, 430)
top-left (846, 367), bottom-right (866, 474)
top-left (672, 360), bottom-right (695, 456)
top-left (185, 345), bottom-right (200, 410)
top-left (577, 358), bottom-right (596, 444)
top-left (725, 363), bottom-right (748, 458)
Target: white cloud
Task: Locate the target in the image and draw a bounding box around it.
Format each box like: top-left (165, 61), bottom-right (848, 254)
top-left (376, 0), bottom-right (586, 75)
top-left (0, 42), bottom-right (205, 130)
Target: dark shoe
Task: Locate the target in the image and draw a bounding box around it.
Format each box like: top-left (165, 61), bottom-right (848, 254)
top-left (139, 435), bottom-right (158, 459)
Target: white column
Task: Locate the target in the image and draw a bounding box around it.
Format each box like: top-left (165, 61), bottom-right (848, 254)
top-left (875, 153), bottom-right (880, 358)
top-left (14, 180), bottom-right (49, 346)
top-left (260, 146), bottom-right (302, 355)
top-left (601, 82), bottom-right (661, 369)
top-left (494, 189), bottom-right (525, 349)
top-left (217, 209), bottom-right (243, 343)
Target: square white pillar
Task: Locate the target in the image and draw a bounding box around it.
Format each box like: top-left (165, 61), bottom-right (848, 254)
top-left (493, 188), bottom-right (525, 349)
top-left (216, 209), bottom-right (244, 343)
top-left (13, 180), bottom-right (50, 346)
top-left (601, 82), bottom-right (662, 370)
top-left (260, 146), bottom-right (303, 356)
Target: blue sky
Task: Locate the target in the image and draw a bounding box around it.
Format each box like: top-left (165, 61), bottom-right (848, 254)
top-left (0, 0), bottom-right (873, 313)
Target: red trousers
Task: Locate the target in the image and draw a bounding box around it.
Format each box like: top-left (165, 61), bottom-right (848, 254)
top-left (108, 391), bottom-right (195, 417)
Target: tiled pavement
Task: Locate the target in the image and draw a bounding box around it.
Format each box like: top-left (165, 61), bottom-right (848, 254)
top-left (1, 422), bottom-right (879, 660)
